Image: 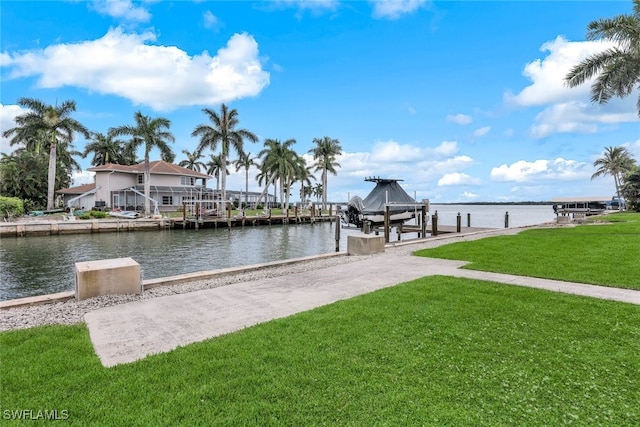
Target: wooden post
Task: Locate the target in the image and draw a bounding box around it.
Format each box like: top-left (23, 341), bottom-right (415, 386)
top-left (432, 212), bottom-right (438, 236)
top-left (456, 212), bottom-right (461, 233)
top-left (505, 211), bottom-right (509, 228)
top-left (364, 220), bottom-right (370, 234)
top-left (467, 213), bottom-right (471, 227)
top-left (421, 205), bottom-right (427, 238)
top-left (397, 224), bottom-right (402, 241)
top-left (384, 205), bottom-right (390, 243)
top-left (335, 215), bottom-right (340, 252)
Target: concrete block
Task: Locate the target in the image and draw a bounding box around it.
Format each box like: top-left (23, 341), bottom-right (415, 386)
top-left (75, 257), bottom-right (141, 300)
top-left (556, 216), bottom-right (570, 224)
top-left (347, 234), bottom-right (385, 255)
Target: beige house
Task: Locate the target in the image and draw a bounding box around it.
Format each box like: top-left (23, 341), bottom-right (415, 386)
top-left (56, 161), bottom-right (213, 213)
top-left (58, 160), bottom-right (278, 213)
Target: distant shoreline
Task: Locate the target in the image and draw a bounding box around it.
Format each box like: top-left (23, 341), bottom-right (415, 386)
top-left (431, 202), bottom-right (554, 206)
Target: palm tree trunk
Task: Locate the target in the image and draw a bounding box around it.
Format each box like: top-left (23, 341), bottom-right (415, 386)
top-left (615, 174), bottom-right (623, 211)
top-left (322, 169), bottom-right (327, 211)
top-left (221, 152), bottom-right (227, 214)
top-left (253, 175), bottom-right (277, 208)
top-left (144, 155), bottom-right (151, 216)
top-left (47, 140), bottom-right (57, 210)
top-left (245, 169), bottom-right (249, 207)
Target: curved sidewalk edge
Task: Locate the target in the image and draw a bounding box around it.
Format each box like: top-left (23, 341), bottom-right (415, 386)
top-left (84, 251), bottom-right (639, 367)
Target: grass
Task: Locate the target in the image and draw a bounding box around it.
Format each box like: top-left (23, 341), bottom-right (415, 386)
top-left (415, 212), bottom-right (640, 289)
top-left (2, 276), bottom-right (639, 426)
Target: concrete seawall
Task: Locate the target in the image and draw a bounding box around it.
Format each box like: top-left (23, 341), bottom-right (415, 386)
top-left (0, 218), bottom-right (170, 237)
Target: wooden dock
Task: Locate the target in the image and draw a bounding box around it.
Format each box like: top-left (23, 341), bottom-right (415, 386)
top-left (172, 214), bottom-right (335, 229)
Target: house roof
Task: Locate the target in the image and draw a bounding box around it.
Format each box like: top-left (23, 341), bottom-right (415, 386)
top-left (56, 183), bottom-right (97, 195)
top-left (88, 160), bottom-right (211, 179)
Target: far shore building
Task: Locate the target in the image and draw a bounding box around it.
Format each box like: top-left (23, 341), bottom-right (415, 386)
top-left (56, 160), bottom-right (276, 213)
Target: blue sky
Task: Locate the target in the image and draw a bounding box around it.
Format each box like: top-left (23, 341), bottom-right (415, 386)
top-left (2, 0), bottom-right (639, 203)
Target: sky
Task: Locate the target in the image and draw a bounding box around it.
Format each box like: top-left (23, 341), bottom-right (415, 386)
top-left (2, 0), bottom-right (639, 204)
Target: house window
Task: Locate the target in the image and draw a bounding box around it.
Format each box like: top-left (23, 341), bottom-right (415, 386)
top-left (162, 196), bottom-right (173, 205)
top-left (137, 174), bottom-right (144, 184)
top-left (181, 176), bottom-right (195, 186)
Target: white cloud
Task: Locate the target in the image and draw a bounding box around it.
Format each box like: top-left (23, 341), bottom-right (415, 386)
top-left (490, 158), bottom-right (590, 183)
top-left (203, 10), bottom-right (221, 30)
top-left (472, 126), bottom-right (491, 138)
top-left (462, 191), bottom-right (478, 200)
top-left (0, 103), bottom-right (29, 154)
top-left (91, 0), bottom-right (151, 22)
top-left (507, 36), bottom-right (616, 107)
top-left (622, 140), bottom-right (640, 160)
top-left (272, 0), bottom-right (339, 13)
top-left (507, 36), bottom-right (638, 138)
top-left (530, 102), bottom-right (637, 139)
top-left (437, 172), bottom-right (481, 186)
top-left (370, 0), bottom-right (429, 19)
top-left (446, 113), bottom-right (472, 125)
top-left (2, 28), bottom-right (270, 111)
top-left (72, 170), bottom-right (96, 186)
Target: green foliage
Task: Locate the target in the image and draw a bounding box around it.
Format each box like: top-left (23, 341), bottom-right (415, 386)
top-left (622, 167), bottom-right (640, 211)
top-left (78, 212), bottom-right (91, 220)
top-left (89, 210), bottom-right (107, 218)
top-left (0, 196), bottom-right (24, 218)
top-left (2, 279), bottom-right (639, 425)
top-left (416, 212), bottom-right (640, 289)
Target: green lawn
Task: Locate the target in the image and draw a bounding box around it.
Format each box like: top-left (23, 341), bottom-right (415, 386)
top-left (2, 277), bottom-right (639, 426)
top-left (415, 212), bottom-right (640, 289)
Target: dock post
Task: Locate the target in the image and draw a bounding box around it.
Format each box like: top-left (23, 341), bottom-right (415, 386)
top-left (467, 213), bottom-right (471, 227)
top-left (456, 212), bottom-right (461, 233)
top-left (432, 212), bottom-right (438, 236)
top-left (335, 215), bottom-right (340, 252)
top-left (505, 211), bottom-right (509, 228)
top-left (421, 205), bottom-right (427, 238)
top-left (384, 205), bottom-right (390, 243)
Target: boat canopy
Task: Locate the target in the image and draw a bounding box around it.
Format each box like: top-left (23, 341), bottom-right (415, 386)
top-left (360, 178), bottom-right (416, 215)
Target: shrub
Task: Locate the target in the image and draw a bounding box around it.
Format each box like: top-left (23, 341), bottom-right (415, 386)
top-left (90, 211), bottom-right (106, 219)
top-left (256, 204), bottom-right (263, 210)
top-left (0, 196), bottom-right (24, 219)
top-left (78, 213), bottom-right (91, 220)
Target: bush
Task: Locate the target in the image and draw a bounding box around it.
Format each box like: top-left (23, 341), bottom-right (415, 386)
top-left (0, 196), bottom-right (24, 219)
top-left (90, 211), bottom-right (106, 219)
top-left (78, 213), bottom-right (91, 220)
top-left (256, 204), bottom-right (263, 210)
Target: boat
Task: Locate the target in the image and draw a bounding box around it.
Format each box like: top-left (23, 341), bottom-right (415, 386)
top-left (342, 177), bottom-right (416, 227)
top-left (551, 197), bottom-right (607, 216)
top-left (108, 210), bottom-right (140, 219)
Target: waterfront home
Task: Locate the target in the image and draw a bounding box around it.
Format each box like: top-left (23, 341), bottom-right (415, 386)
top-left (57, 161), bottom-right (277, 213)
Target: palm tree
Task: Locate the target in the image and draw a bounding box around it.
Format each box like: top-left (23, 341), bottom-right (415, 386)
top-left (259, 138), bottom-right (300, 214)
top-left (192, 104), bottom-right (258, 208)
top-left (179, 149), bottom-right (206, 172)
top-left (565, 1), bottom-right (640, 115)
top-left (110, 111), bottom-right (175, 216)
top-left (3, 98), bottom-right (90, 209)
top-left (234, 152), bottom-right (258, 207)
top-left (309, 136), bottom-right (342, 211)
top-left (82, 132), bottom-right (126, 166)
top-left (592, 146), bottom-right (636, 210)
top-left (206, 154), bottom-right (229, 206)
top-left (296, 160), bottom-right (316, 204)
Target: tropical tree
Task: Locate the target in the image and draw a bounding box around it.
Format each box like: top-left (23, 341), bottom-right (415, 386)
top-left (206, 154), bottom-right (229, 198)
top-left (192, 104), bottom-right (257, 209)
top-left (82, 132), bottom-right (126, 166)
top-left (3, 98), bottom-right (90, 209)
top-left (296, 160), bottom-right (316, 204)
top-left (234, 152), bottom-right (258, 207)
top-left (565, 0), bottom-right (640, 115)
top-left (621, 166), bottom-right (640, 211)
top-left (592, 146), bottom-right (636, 210)
top-left (179, 149), bottom-right (206, 172)
top-left (309, 136), bottom-right (342, 210)
top-left (110, 111), bottom-right (175, 215)
top-left (258, 138), bottom-right (301, 214)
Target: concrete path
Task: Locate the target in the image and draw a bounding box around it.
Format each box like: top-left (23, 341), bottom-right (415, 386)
top-left (84, 250), bottom-right (640, 367)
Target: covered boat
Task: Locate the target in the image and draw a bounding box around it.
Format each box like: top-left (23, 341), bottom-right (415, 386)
top-left (343, 177), bottom-right (416, 227)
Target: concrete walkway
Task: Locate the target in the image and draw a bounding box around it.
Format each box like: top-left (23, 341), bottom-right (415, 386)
top-left (84, 248), bottom-right (640, 367)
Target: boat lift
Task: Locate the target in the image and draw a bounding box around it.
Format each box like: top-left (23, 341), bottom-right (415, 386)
top-left (129, 186), bottom-right (160, 216)
top-left (67, 185), bottom-right (101, 216)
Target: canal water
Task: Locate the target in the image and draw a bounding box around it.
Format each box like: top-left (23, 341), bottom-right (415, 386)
top-left (0, 204), bottom-right (556, 301)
